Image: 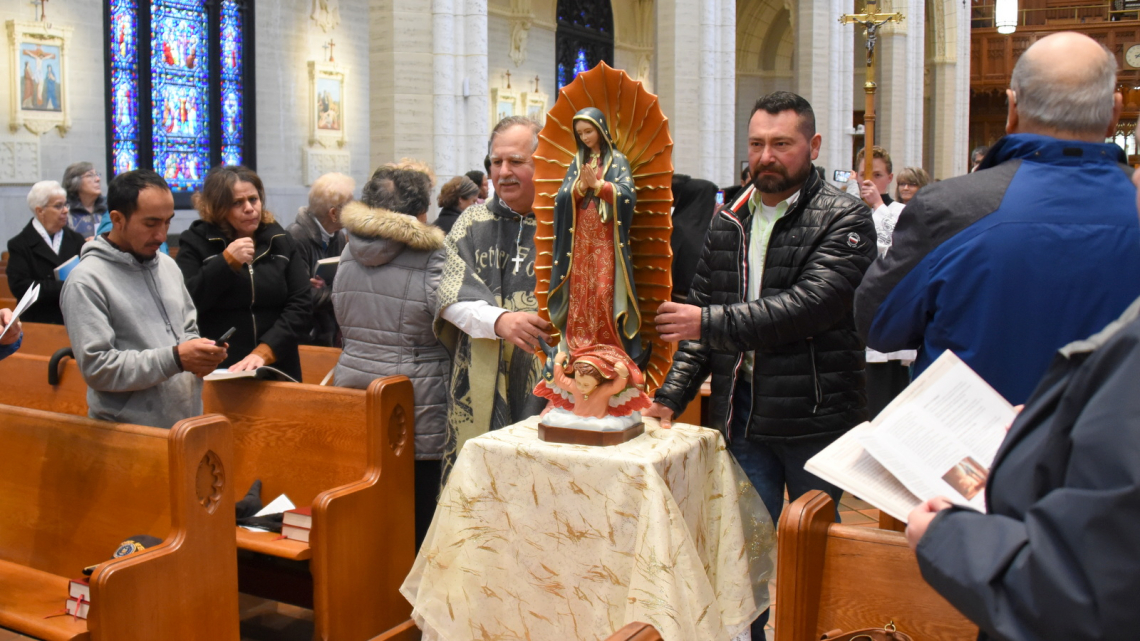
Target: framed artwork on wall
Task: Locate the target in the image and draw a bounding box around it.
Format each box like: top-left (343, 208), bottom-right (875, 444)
top-left (309, 61), bottom-right (346, 148)
top-left (7, 20), bottom-right (73, 136)
top-left (491, 86), bottom-right (518, 129)
top-left (520, 91), bottom-right (547, 125)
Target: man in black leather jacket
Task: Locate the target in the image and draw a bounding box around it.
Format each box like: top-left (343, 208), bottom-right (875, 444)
top-left (648, 92), bottom-right (876, 529)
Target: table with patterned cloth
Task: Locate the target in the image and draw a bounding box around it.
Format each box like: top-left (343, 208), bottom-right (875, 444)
top-left (400, 416), bottom-right (777, 641)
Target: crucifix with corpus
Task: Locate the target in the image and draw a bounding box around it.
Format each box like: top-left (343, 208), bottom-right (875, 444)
top-left (840, 0), bottom-right (903, 192)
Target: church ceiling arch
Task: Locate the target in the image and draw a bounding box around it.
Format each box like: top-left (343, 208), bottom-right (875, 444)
top-left (737, 0), bottom-right (795, 75)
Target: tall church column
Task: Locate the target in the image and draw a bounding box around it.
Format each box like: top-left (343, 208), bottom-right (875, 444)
top-left (433, 0), bottom-right (490, 186)
top-left (657, 0), bottom-right (735, 185)
top-left (926, 0), bottom-right (970, 178)
top-left (796, 0), bottom-right (855, 177)
top-left (370, 0), bottom-right (435, 171)
top-left (878, 0), bottom-right (925, 169)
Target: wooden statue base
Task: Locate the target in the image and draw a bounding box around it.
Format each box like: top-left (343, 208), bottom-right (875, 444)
top-left (537, 421), bottom-right (645, 446)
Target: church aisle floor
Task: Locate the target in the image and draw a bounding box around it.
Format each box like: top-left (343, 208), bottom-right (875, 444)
top-left (0, 494), bottom-right (878, 641)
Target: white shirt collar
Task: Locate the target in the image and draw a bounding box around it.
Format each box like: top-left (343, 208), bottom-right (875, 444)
top-left (32, 217), bottom-right (63, 254)
top-left (314, 216), bottom-right (333, 245)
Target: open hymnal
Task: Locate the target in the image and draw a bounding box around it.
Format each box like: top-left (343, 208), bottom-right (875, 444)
top-left (806, 351), bottom-right (1015, 523)
top-left (204, 366), bottom-right (299, 383)
top-left (0, 281), bottom-right (39, 340)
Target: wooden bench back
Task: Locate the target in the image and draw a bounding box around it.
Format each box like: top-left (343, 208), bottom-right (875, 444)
top-left (202, 379), bottom-right (369, 508)
top-left (297, 345), bottom-right (341, 385)
top-left (774, 491), bottom-right (977, 641)
top-left (0, 353), bottom-right (87, 416)
top-left (605, 622), bottom-right (663, 641)
top-left (0, 407), bottom-right (170, 578)
top-left (0, 277), bottom-right (11, 299)
top-left (14, 321), bottom-right (71, 357)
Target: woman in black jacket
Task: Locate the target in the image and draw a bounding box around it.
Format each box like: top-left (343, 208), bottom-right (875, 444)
top-left (176, 166), bottom-right (311, 380)
top-left (5, 180), bottom-right (85, 324)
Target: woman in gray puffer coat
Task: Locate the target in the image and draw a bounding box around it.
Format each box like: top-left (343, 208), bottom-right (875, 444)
top-left (331, 164), bottom-right (447, 548)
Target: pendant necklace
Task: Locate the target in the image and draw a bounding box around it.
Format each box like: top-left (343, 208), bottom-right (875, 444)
top-left (510, 215), bottom-right (526, 275)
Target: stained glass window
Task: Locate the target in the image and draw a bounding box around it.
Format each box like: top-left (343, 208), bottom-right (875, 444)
top-left (555, 0), bottom-right (613, 90)
top-left (105, 0), bottom-right (254, 204)
top-left (220, 0), bottom-right (245, 167)
top-left (109, 0), bottom-right (139, 175)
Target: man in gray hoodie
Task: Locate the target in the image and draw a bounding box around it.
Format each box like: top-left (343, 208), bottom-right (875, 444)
top-left (61, 170), bottom-right (227, 429)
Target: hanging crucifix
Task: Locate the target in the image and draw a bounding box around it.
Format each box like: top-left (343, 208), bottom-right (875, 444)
top-left (840, 0), bottom-right (903, 189)
top-left (327, 38), bottom-right (336, 63)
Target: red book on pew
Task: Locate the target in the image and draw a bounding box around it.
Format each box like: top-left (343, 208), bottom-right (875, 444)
top-left (65, 597), bottom-right (90, 619)
top-left (68, 578), bottom-right (90, 602)
top-left (282, 507), bottom-right (312, 543)
top-left (283, 507), bottom-right (311, 529)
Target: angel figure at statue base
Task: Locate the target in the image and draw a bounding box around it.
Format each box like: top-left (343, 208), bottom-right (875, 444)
top-left (535, 345), bottom-right (651, 432)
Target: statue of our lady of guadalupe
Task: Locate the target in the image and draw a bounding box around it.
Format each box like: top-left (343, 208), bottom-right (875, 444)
top-left (546, 107), bottom-right (643, 362)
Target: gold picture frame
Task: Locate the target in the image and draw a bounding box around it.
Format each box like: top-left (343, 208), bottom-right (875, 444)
top-left (490, 87), bottom-right (518, 129)
top-left (519, 91), bottom-right (547, 126)
top-left (309, 61), bottom-right (347, 148)
top-left (7, 20), bottom-right (72, 136)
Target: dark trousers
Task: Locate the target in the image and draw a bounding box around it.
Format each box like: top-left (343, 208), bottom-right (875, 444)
top-left (728, 380), bottom-right (845, 637)
top-left (414, 459), bottom-right (443, 551)
top-left (866, 361), bottom-right (912, 419)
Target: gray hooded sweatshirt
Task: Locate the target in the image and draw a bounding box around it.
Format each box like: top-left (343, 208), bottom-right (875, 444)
top-left (61, 236), bottom-right (203, 429)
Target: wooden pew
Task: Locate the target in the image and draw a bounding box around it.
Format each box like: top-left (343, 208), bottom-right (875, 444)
top-left (203, 375), bottom-right (417, 641)
top-left (774, 491), bottom-right (978, 641)
top-left (0, 297), bottom-right (15, 311)
top-left (0, 354), bottom-right (419, 640)
top-left (0, 353), bottom-right (88, 416)
top-left (0, 406), bottom-right (238, 641)
top-left (13, 326), bottom-right (342, 387)
top-left (298, 344), bottom-right (341, 385)
top-left (0, 277), bottom-right (11, 299)
top-left (13, 321), bottom-right (72, 356)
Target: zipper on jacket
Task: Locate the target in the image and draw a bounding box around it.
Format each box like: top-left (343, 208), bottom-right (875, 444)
top-left (247, 264), bottom-right (258, 342)
top-left (245, 234), bottom-right (282, 344)
top-left (722, 203), bottom-right (750, 442)
top-left (807, 337), bottom-right (823, 414)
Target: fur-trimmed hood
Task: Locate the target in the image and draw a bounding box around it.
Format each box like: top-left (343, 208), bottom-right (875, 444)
top-left (341, 201), bottom-right (445, 267)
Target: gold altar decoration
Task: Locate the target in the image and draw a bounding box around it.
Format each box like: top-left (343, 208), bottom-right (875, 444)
top-left (533, 62), bottom-right (674, 393)
top-left (400, 417), bottom-right (776, 640)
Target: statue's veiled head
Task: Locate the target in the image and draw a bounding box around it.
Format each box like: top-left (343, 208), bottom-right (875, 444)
top-left (572, 107), bottom-right (613, 157)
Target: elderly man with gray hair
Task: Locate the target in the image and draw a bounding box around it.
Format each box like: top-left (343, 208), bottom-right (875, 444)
top-left (287, 172), bottom-right (356, 346)
top-left (856, 31), bottom-right (1140, 406)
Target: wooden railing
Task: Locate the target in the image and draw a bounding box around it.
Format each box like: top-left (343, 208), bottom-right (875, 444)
top-left (971, 3), bottom-right (1140, 28)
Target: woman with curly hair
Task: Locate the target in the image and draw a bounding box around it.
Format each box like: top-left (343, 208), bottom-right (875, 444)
top-left (175, 165), bottom-right (311, 380)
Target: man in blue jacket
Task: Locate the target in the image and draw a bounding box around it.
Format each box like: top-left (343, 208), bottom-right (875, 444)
top-left (855, 32), bottom-right (1140, 405)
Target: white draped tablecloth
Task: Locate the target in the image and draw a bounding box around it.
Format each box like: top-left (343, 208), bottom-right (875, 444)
top-left (400, 417), bottom-right (776, 641)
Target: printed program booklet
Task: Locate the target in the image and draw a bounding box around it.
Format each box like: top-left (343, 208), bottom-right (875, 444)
top-left (805, 351), bottom-right (1015, 523)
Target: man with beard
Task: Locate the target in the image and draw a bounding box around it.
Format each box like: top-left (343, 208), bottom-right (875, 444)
top-left (433, 116), bottom-right (553, 475)
top-left (647, 91), bottom-right (876, 544)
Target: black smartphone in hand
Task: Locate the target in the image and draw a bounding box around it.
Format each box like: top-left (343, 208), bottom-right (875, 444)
top-left (216, 327), bottom-right (236, 345)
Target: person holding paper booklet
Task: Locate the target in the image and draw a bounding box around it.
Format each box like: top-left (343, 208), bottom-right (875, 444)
top-left (287, 172), bottom-right (354, 347)
top-left (5, 180), bottom-right (84, 325)
top-left (0, 308), bottom-right (22, 360)
top-left (61, 170), bottom-right (228, 429)
top-left (901, 165), bottom-right (1140, 641)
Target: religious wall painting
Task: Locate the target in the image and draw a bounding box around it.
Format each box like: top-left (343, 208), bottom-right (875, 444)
top-left (490, 86), bottom-right (518, 129)
top-left (7, 20), bottom-right (72, 136)
top-left (519, 91), bottom-right (547, 125)
top-left (308, 61), bottom-right (346, 148)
